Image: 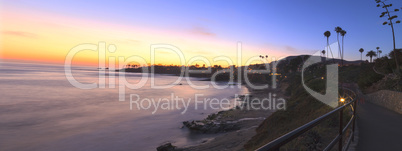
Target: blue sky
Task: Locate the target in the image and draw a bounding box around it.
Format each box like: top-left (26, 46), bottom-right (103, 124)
top-left (2, 0), bottom-right (402, 62)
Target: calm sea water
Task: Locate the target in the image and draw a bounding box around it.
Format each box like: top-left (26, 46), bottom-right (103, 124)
top-left (0, 61), bottom-right (247, 151)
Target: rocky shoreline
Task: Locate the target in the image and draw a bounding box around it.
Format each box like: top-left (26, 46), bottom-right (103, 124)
top-left (182, 117), bottom-right (241, 134)
top-left (157, 87), bottom-right (286, 151)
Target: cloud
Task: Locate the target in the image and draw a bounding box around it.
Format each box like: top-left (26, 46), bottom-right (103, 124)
top-left (126, 39), bottom-right (142, 44)
top-left (283, 45), bottom-right (315, 55)
top-left (284, 45), bottom-right (298, 53)
top-left (2, 31), bottom-right (38, 38)
top-left (190, 26), bottom-right (215, 37)
top-left (113, 39), bottom-right (142, 45)
top-left (154, 50), bottom-right (174, 55)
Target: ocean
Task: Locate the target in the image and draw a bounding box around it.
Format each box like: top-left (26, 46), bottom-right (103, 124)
top-left (0, 61), bottom-right (247, 151)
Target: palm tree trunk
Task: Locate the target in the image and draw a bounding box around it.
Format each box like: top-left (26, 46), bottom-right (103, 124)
top-left (337, 33), bottom-right (341, 59)
top-left (327, 38), bottom-right (329, 59)
top-left (390, 23), bottom-right (400, 74)
top-left (327, 38), bottom-right (335, 63)
top-left (342, 36), bottom-right (344, 66)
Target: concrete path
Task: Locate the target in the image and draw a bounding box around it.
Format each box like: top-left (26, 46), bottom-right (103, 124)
top-left (356, 101), bottom-right (402, 151)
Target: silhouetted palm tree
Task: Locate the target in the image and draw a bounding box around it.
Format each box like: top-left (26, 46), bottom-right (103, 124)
top-left (359, 48), bottom-right (364, 61)
top-left (379, 50), bottom-right (382, 57)
top-left (321, 50), bottom-right (326, 63)
top-left (324, 31), bottom-right (331, 59)
top-left (366, 50), bottom-right (377, 62)
top-left (340, 29), bottom-right (347, 66)
top-left (376, 47), bottom-right (380, 58)
top-left (335, 26), bottom-right (343, 58)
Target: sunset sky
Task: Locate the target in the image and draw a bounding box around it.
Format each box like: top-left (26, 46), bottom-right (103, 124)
top-left (1, 0), bottom-right (402, 67)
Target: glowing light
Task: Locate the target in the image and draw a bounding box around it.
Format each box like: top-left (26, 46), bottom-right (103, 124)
top-left (340, 98), bottom-right (345, 102)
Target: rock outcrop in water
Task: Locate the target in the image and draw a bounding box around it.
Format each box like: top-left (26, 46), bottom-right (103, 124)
top-left (156, 143), bottom-right (176, 151)
top-left (182, 120), bottom-right (240, 133)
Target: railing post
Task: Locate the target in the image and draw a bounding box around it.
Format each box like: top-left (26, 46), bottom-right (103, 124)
top-left (352, 97), bottom-right (357, 141)
top-left (257, 88), bottom-right (357, 151)
top-left (339, 107), bottom-right (344, 151)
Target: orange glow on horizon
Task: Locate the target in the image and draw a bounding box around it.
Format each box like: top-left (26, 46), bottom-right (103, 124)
top-left (0, 6), bottom-right (289, 67)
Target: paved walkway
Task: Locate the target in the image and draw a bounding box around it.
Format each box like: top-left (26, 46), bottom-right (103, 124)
top-left (356, 100), bottom-right (402, 151)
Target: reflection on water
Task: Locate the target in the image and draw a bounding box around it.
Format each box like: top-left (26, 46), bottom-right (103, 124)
top-left (0, 61), bottom-right (248, 151)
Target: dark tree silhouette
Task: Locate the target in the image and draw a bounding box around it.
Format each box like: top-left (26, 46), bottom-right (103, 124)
top-left (340, 29), bottom-right (347, 66)
top-left (376, 47), bottom-right (380, 58)
top-left (322, 50), bottom-right (326, 63)
top-left (376, 0), bottom-right (401, 74)
top-left (359, 48), bottom-right (365, 61)
top-left (335, 26), bottom-right (343, 59)
top-left (366, 50), bottom-right (377, 62)
top-left (324, 31), bottom-right (333, 60)
top-left (379, 50), bottom-right (383, 57)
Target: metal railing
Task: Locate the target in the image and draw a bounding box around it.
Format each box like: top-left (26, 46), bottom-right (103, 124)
top-left (256, 88), bottom-right (357, 151)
